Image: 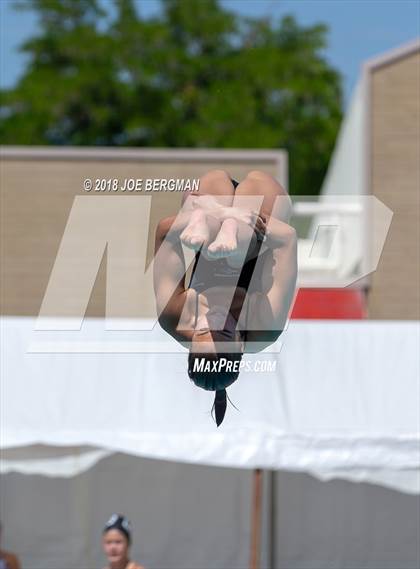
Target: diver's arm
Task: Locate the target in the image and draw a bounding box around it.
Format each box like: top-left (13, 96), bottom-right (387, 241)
top-left (249, 222), bottom-right (298, 339)
top-left (153, 217), bottom-right (189, 328)
top-left (265, 224), bottom-right (298, 329)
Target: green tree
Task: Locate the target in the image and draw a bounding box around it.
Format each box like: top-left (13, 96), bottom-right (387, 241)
top-left (1, 0), bottom-right (343, 195)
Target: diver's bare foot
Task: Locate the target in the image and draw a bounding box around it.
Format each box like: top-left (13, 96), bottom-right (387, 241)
top-left (207, 218), bottom-right (238, 258)
top-left (180, 209), bottom-right (210, 250)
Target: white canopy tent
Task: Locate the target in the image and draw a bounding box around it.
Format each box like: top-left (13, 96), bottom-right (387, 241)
top-left (2, 316), bottom-right (419, 491)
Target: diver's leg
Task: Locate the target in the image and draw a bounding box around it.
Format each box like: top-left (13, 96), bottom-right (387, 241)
top-left (235, 170), bottom-right (292, 222)
top-left (181, 169), bottom-right (236, 207)
top-left (180, 170), bottom-right (236, 251)
top-left (219, 170), bottom-right (292, 265)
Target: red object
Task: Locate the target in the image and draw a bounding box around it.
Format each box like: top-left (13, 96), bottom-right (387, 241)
top-left (291, 288), bottom-right (367, 320)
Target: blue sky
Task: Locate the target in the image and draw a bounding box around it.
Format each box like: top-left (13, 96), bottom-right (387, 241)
top-left (1, 0), bottom-right (419, 107)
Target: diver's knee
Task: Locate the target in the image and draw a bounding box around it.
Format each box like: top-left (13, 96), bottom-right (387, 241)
top-left (200, 169), bottom-right (232, 185)
top-left (246, 170), bottom-right (272, 182)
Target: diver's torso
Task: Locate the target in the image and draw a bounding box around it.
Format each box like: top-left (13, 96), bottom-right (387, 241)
top-left (188, 249), bottom-right (269, 295)
top-left (186, 236), bottom-right (272, 339)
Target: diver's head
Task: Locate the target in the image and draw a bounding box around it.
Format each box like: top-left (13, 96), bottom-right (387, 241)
top-left (187, 350), bottom-right (243, 391)
top-left (187, 349), bottom-right (243, 427)
top-left (189, 304), bottom-right (244, 425)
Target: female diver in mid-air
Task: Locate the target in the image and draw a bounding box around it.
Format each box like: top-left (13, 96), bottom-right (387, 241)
top-left (153, 170), bottom-right (297, 426)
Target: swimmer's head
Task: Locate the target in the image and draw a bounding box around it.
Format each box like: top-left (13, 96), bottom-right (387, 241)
top-left (102, 514), bottom-right (131, 562)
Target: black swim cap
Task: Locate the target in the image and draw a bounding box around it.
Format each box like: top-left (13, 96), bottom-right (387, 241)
top-left (103, 514), bottom-right (132, 544)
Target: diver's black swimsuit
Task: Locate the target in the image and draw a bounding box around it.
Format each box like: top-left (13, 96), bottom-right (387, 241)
top-left (188, 178), bottom-right (270, 336)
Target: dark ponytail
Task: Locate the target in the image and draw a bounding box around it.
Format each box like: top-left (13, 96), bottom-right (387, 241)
top-left (211, 389), bottom-right (227, 426)
top-left (188, 351), bottom-right (242, 427)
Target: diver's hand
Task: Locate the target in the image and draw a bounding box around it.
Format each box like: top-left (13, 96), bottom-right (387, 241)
top-left (264, 217), bottom-right (297, 248)
top-left (221, 206), bottom-right (266, 233)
